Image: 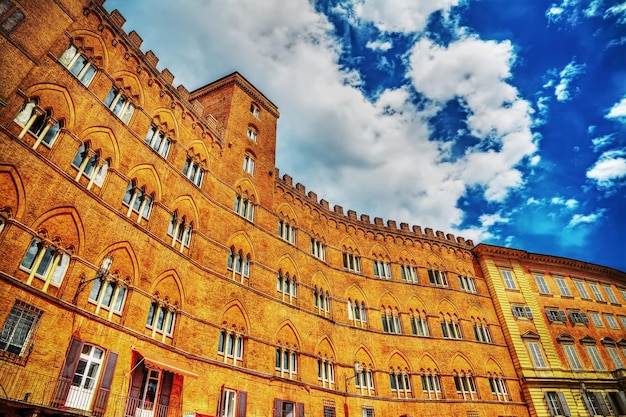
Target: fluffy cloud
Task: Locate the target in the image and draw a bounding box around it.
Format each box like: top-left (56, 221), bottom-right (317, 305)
top-left (407, 36), bottom-right (537, 202)
top-left (366, 39), bottom-right (393, 51)
top-left (606, 95), bottom-right (626, 120)
top-left (567, 210), bottom-right (605, 228)
top-left (550, 196), bottom-right (579, 209)
top-left (554, 60), bottom-right (585, 101)
top-left (354, 0), bottom-right (462, 33)
top-left (546, 0), bottom-right (583, 25)
top-left (586, 149), bottom-right (626, 189)
top-left (591, 134), bottom-right (614, 151)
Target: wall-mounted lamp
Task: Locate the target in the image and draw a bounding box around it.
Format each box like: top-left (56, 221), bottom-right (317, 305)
top-left (72, 254), bottom-right (114, 304)
top-left (344, 361), bottom-right (362, 392)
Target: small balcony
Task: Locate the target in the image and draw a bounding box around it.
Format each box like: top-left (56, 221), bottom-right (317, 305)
top-left (0, 361), bottom-right (181, 417)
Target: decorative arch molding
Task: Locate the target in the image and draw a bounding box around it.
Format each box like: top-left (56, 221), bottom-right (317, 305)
top-left (344, 284), bottom-right (368, 304)
top-left (227, 231), bottom-right (255, 259)
top-left (219, 299), bottom-right (250, 334)
top-left (353, 345), bottom-right (376, 369)
top-left (485, 358), bottom-right (505, 375)
top-left (467, 303), bottom-right (489, 320)
top-left (450, 352), bottom-right (475, 373)
top-left (425, 253), bottom-right (447, 270)
top-left (315, 335), bottom-right (337, 360)
top-left (310, 222), bottom-right (328, 242)
top-left (99, 241), bottom-right (140, 285)
top-left (370, 243), bottom-right (391, 259)
top-left (150, 107), bottom-right (179, 141)
top-left (275, 320), bottom-right (301, 348)
top-left (311, 271), bottom-right (331, 291)
top-left (234, 178), bottom-right (259, 202)
top-left (185, 139), bottom-right (211, 164)
top-left (436, 298), bottom-right (460, 317)
top-left (21, 83), bottom-right (76, 130)
top-left (125, 164), bottom-right (163, 200)
top-left (76, 126), bottom-right (121, 169)
top-left (387, 350), bottom-right (411, 371)
top-left (276, 254), bottom-right (299, 276)
top-left (378, 291), bottom-right (402, 309)
top-left (417, 353), bottom-right (441, 372)
top-left (339, 236), bottom-right (361, 254)
top-left (108, 70), bottom-right (145, 107)
top-left (454, 259), bottom-right (474, 275)
top-left (0, 165), bottom-right (26, 220)
top-left (30, 206), bottom-right (85, 256)
top-left (66, 28), bottom-right (110, 69)
top-left (406, 294), bottom-right (429, 313)
top-left (276, 202), bottom-right (298, 223)
top-left (169, 195), bottom-right (200, 228)
top-left (150, 269), bottom-right (185, 310)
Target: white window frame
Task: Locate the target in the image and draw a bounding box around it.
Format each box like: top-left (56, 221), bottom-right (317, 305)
top-left (534, 274), bottom-right (550, 294)
top-left (606, 346), bottom-right (624, 369)
top-left (585, 345), bottom-right (606, 371)
top-left (589, 283), bottom-right (605, 302)
top-left (400, 265), bottom-right (417, 283)
top-left (14, 100), bottom-right (63, 149)
top-left (234, 195), bottom-right (254, 221)
top-left (20, 238), bottom-right (70, 289)
top-left (527, 341), bottom-right (548, 368)
top-left (146, 302), bottom-right (175, 340)
top-left (182, 156), bottom-right (205, 187)
top-left (602, 285), bottom-right (619, 304)
top-left (555, 277), bottom-right (572, 296)
top-left (59, 44), bottom-right (97, 86)
top-left (459, 275), bottom-right (477, 293)
top-left (488, 376), bottom-right (508, 401)
top-left (104, 85), bottom-right (135, 123)
top-left (317, 358), bottom-right (335, 388)
top-left (275, 347), bottom-right (297, 379)
top-left (428, 269), bottom-right (448, 287)
top-left (227, 247), bottom-right (250, 283)
top-left (562, 344), bottom-right (583, 370)
top-left (144, 124), bottom-right (171, 158)
top-left (420, 373), bottom-right (441, 399)
top-left (88, 277), bottom-right (127, 316)
top-left (372, 260), bottom-right (391, 279)
top-left (246, 127), bottom-right (257, 142)
top-left (0, 300), bottom-right (43, 356)
top-left (122, 182), bottom-right (153, 223)
top-left (218, 330), bottom-right (244, 366)
top-left (574, 280), bottom-right (590, 299)
top-left (72, 142), bottom-right (108, 189)
top-left (343, 253), bottom-right (361, 272)
top-left (501, 269), bottom-right (517, 289)
top-left (311, 238), bottom-right (326, 261)
top-left (604, 314), bottom-right (619, 329)
top-left (243, 154), bottom-right (255, 175)
top-left (278, 220), bottom-right (295, 244)
top-left (589, 311), bottom-right (603, 327)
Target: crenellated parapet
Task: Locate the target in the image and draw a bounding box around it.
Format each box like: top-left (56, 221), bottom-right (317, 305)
top-left (274, 170), bottom-right (474, 250)
top-left (84, 1), bottom-right (226, 148)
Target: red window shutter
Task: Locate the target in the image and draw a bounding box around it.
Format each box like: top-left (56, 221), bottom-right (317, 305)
top-left (237, 391), bottom-right (247, 417)
top-left (51, 336), bottom-right (83, 407)
top-left (217, 384), bottom-right (225, 416)
top-left (273, 399), bottom-right (281, 417)
top-left (92, 351), bottom-right (118, 417)
top-left (159, 371), bottom-right (174, 407)
top-left (297, 402), bottom-right (304, 417)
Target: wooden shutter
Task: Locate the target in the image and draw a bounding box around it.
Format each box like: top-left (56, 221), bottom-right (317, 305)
top-left (557, 392), bottom-right (571, 416)
top-left (297, 402), bottom-right (304, 417)
top-left (125, 360), bottom-right (145, 417)
top-left (51, 336), bottom-right (83, 407)
top-left (617, 391), bottom-right (626, 413)
top-left (594, 392), bottom-right (611, 416)
top-left (273, 399), bottom-right (282, 417)
top-left (93, 351), bottom-right (118, 417)
top-left (581, 392), bottom-right (594, 415)
top-left (217, 384), bottom-right (225, 417)
top-left (237, 391), bottom-right (247, 417)
top-left (159, 371), bottom-right (173, 407)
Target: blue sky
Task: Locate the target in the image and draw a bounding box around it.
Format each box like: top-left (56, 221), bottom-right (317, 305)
top-left (103, 0), bottom-right (626, 271)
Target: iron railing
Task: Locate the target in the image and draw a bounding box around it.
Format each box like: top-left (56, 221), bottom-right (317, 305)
top-left (0, 361), bottom-right (181, 417)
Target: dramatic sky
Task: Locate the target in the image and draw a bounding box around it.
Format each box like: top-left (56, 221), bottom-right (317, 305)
top-left (103, 0), bottom-right (626, 272)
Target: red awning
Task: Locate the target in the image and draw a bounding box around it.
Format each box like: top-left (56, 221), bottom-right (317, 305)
top-left (133, 349), bottom-right (198, 378)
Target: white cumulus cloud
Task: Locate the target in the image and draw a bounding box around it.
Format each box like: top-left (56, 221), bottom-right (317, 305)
top-left (606, 95), bottom-right (626, 120)
top-left (354, 0), bottom-right (463, 33)
top-left (586, 149), bottom-right (626, 189)
top-left (366, 39), bottom-right (393, 51)
top-left (567, 210), bottom-right (605, 228)
top-left (554, 60), bottom-right (585, 101)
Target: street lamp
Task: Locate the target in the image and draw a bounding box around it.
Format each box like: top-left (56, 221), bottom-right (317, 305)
top-left (344, 361), bottom-right (362, 392)
top-left (72, 254), bottom-right (113, 304)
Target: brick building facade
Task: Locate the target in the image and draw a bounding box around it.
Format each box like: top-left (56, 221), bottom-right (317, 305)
top-left (0, 1), bottom-right (623, 417)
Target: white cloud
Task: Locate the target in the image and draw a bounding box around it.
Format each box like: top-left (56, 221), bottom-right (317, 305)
top-left (366, 39), bottom-right (393, 51)
top-left (567, 209), bottom-right (605, 228)
top-left (591, 134), bottom-right (614, 151)
top-left (605, 2), bottom-right (626, 23)
top-left (550, 196), bottom-right (579, 209)
top-left (606, 95), bottom-right (626, 120)
top-left (354, 0), bottom-right (463, 33)
top-left (586, 149), bottom-right (626, 188)
top-left (583, 0), bottom-right (602, 17)
top-left (546, 0), bottom-right (582, 25)
top-left (479, 212), bottom-right (509, 227)
top-left (554, 60), bottom-right (585, 101)
top-left (407, 36), bottom-right (537, 202)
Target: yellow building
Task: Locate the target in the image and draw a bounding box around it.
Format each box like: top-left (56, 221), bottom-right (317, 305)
top-left (4, 1), bottom-right (621, 417)
top-left (474, 244), bottom-right (626, 417)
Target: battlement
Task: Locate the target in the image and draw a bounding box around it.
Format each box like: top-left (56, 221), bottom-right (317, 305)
top-left (96, 2), bottom-right (224, 145)
top-left (275, 170), bottom-right (474, 249)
